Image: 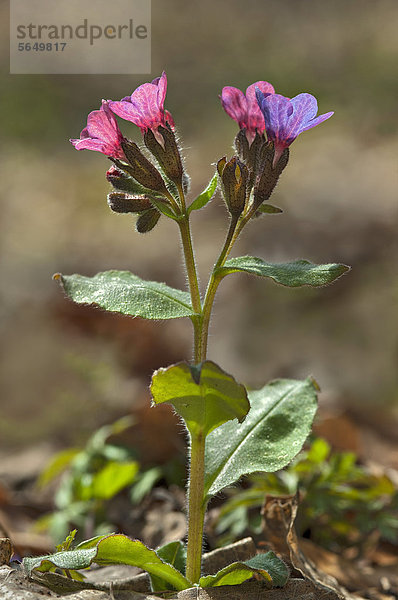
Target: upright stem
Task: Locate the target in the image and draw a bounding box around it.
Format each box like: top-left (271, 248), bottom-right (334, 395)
top-left (199, 215), bottom-right (240, 360)
top-left (177, 214), bottom-right (202, 363)
top-left (175, 187), bottom-right (207, 583)
top-left (177, 192), bottom-right (251, 583)
top-left (185, 432), bottom-right (206, 584)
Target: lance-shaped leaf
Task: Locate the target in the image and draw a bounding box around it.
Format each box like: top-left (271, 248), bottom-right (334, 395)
top-left (204, 378), bottom-right (318, 499)
top-left (23, 534), bottom-right (191, 591)
top-left (150, 361), bottom-right (250, 437)
top-left (215, 257), bottom-right (350, 287)
top-left (54, 270), bottom-right (195, 320)
top-left (187, 172), bottom-right (218, 213)
top-left (199, 551), bottom-right (289, 588)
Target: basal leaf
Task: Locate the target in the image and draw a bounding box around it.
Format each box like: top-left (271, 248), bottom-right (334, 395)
top-left (54, 271), bottom-right (195, 320)
top-left (151, 541), bottom-right (187, 592)
top-left (199, 551), bottom-right (288, 588)
top-left (204, 378), bottom-right (318, 499)
top-left (216, 257), bottom-right (350, 287)
top-left (150, 361), bottom-right (250, 438)
top-left (188, 172), bottom-right (218, 213)
top-left (23, 534), bottom-right (191, 591)
top-left (156, 541), bottom-right (186, 575)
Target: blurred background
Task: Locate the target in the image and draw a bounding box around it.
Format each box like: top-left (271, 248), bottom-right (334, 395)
top-left (0, 0), bottom-right (397, 462)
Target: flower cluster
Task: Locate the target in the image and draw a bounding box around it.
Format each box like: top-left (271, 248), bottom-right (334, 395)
top-left (221, 81), bottom-right (333, 167)
top-left (70, 71), bottom-right (333, 229)
top-left (70, 72), bottom-right (173, 158)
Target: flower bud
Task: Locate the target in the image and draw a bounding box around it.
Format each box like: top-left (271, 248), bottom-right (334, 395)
top-left (120, 139), bottom-right (169, 194)
top-left (219, 156), bottom-right (248, 217)
top-left (107, 192), bottom-right (152, 214)
top-left (106, 165), bottom-right (149, 195)
top-left (144, 125), bottom-right (184, 185)
top-left (252, 143), bottom-right (289, 210)
top-left (136, 208), bottom-right (161, 233)
top-left (234, 130), bottom-right (266, 173)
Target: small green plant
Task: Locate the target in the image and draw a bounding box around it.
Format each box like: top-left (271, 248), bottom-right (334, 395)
top-left (37, 417), bottom-right (163, 543)
top-left (215, 437), bottom-right (398, 552)
top-left (24, 73), bottom-right (348, 592)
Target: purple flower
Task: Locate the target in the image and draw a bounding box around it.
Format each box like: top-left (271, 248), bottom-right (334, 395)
top-left (256, 90), bottom-right (334, 167)
top-left (220, 81), bottom-right (275, 144)
top-left (70, 101), bottom-right (125, 159)
top-left (109, 72), bottom-right (174, 144)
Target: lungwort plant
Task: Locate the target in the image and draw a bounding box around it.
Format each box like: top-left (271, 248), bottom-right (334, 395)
top-left (24, 73), bottom-right (349, 592)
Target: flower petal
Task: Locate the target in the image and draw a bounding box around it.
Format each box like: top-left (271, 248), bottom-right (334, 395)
top-left (109, 101), bottom-right (145, 128)
top-left (258, 93), bottom-right (293, 142)
top-left (85, 103), bottom-right (118, 143)
top-left (70, 137), bottom-right (110, 153)
top-left (129, 82), bottom-right (161, 127)
top-left (286, 93), bottom-right (318, 138)
top-left (156, 71), bottom-right (167, 110)
top-left (220, 86), bottom-right (248, 129)
top-left (299, 111), bottom-right (334, 133)
top-left (165, 110), bottom-right (175, 129)
top-left (246, 81), bottom-right (275, 133)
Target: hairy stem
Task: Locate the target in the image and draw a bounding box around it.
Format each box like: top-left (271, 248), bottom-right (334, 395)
top-left (199, 215), bottom-right (240, 360)
top-left (182, 198), bottom-right (252, 581)
top-left (176, 182), bottom-right (202, 362)
top-left (185, 432), bottom-right (206, 584)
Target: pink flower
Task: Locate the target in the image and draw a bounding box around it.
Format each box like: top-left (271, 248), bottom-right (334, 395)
top-left (70, 101), bottom-right (125, 159)
top-left (256, 90), bottom-right (334, 167)
top-left (109, 72), bottom-right (174, 144)
top-left (220, 81), bottom-right (275, 144)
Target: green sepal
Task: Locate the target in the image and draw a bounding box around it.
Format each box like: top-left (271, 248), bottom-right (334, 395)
top-left (204, 378), bottom-right (318, 499)
top-left (136, 208), bottom-right (161, 233)
top-left (256, 204), bottom-right (283, 214)
top-left (148, 197), bottom-right (178, 220)
top-left (199, 551), bottom-right (289, 588)
top-left (216, 257), bottom-right (350, 287)
top-left (150, 361), bottom-right (250, 438)
top-left (54, 270), bottom-right (195, 320)
top-left (23, 534), bottom-right (191, 592)
top-left (187, 172), bottom-right (218, 213)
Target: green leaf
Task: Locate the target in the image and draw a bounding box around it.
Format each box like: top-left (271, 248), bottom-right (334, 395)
top-left (151, 541), bottom-right (187, 592)
top-left (130, 466), bottom-right (162, 504)
top-left (257, 204), bottom-right (283, 214)
top-left (38, 448), bottom-right (80, 487)
top-left (149, 197), bottom-right (178, 220)
top-left (216, 257), bottom-right (350, 287)
top-left (23, 534), bottom-right (191, 591)
top-left (204, 378), bottom-right (318, 499)
top-left (187, 172), bottom-right (218, 213)
top-left (91, 461), bottom-right (139, 500)
top-left (150, 361), bottom-right (250, 438)
top-left (199, 551), bottom-right (289, 588)
top-left (55, 530), bottom-right (77, 553)
top-left (54, 271), bottom-right (195, 320)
